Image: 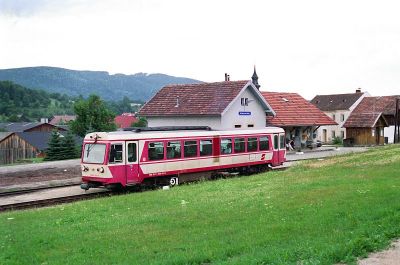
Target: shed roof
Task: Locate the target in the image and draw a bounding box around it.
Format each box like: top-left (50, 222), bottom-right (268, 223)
top-left (0, 122), bottom-right (44, 132)
top-left (343, 96), bottom-right (400, 128)
top-left (115, 113), bottom-right (138, 128)
top-left (138, 80), bottom-right (274, 117)
top-left (49, 115), bottom-right (76, 125)
top-left (262, 92), bottom-right (337, 127)
top-left (310, 92), bottom-right (365, 111)
top-left (0, 132), bottom-right (13, 142)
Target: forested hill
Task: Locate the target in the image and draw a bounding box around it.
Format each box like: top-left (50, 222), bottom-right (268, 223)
top-left (0, 66), bottom-right (201, 101)
top-left (0, 81), bottom-right (74, 122)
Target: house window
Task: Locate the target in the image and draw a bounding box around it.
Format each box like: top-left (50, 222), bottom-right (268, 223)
top-left (234, 138), bottom-right (245, 153)
top-left (241, 98), bottom-right (249, 106)
top-left (247, 124), bottom-right (254, 128)
top-left (247, 137), bottom-right (258, 152)
top-left (184, 140), bottom-right (198, 158)
top-left (340, 114), bottom-right (345, 122)
top-left (235, 125), bottom-right (241, 128)
top-left (332, 114), bottom-right (336, 121)
top-left (167, 141), bottom-right (181, 159)
top-left (371, 129), bottom-right (375, 137)
top-left (340, 131), bottom-right (345, 139)
top-left (200, 140), bottom-right (213, 156)
top-left (380, 128), bottom-right (384, 136)
top-left (332, 131), bottom-right (336, 138)
top-left (148, 142), bottom-right (164, 161)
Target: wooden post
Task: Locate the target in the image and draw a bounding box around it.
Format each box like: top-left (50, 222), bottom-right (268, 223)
top-left (396, 98), bottom-right (400, 143)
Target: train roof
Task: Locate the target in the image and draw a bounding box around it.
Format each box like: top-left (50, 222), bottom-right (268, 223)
top-left (84, 127), bottom-right (285, 141)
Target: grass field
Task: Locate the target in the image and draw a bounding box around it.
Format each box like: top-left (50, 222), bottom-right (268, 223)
top-left (1, 145), bottom-right (400, 264)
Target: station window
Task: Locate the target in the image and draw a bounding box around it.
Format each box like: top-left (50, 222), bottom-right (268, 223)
top-left (247, 137), bottom-right (258, 152)
top-left (234, 137), bottom-right (245, 153)
top-left (279, 135), bottom-right (285, 149)
top-left (260, 136), bottom-right (270, 151)
top-left (235, 125), bottom-right (242, 128)
top-left (332, 114), bottom-right (336, 121)
top-left (127, 143), bottom-right (137, 162)
top-left (200, 140), bottom-right (213, 156)
top-left (184, 140), bottom-right (198, 158)
top-left (340, 114), bottom-right (345, 122)
top-left (241, 98), bottom-right (249, 106)
top-left (247, 124), bottom-right (254, 128)
top-left (109, 144), bottom-right (123, 163)
top-left (332, 131), bottom-right (336, 138)
top-left (221, 138), bottom-right (232, 154)
top-left (167, 141), bottom-right (181, 159)
top-left (341, 131), bottom-right (345, 139)
top-left (148, 142), bottom-right (164, 161)
top-left (273, 135), bottom-right (279, 150)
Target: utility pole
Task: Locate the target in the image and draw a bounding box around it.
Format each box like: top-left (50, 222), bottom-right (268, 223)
top-left (396, 98), bottom-right (400, 143)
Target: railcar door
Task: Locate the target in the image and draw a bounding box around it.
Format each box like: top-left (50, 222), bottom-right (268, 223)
top-left (272, 134), bottom-right (279, 166)
top-left (126, 141), bottom-right (139, 184)
top-left (279, 133), bottom-right (286, 164)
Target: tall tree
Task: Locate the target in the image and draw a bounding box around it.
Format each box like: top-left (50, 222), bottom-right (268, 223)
top-left (44, 131), bottom-right (63, 161)
top-left (60, 131), bottom-right (79, 159)
top-left (69, 94), bottom-right (117, 137)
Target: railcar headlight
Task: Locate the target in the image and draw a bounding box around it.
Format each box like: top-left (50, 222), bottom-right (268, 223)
top-left (82, 166), bottom-right (89, 172)
top-left (97, 167), bottom-right (105, 173)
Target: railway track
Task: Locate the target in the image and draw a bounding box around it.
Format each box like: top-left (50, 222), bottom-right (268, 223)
top-left (0, 190), bottom-right (111, 212)
top-left (0, 183), bottom-right (80, 198)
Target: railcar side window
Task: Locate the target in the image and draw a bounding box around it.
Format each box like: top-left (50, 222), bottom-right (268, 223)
top-left (221, 138), bottom-right (232, 154)
top-left (260, 137), bottom-right (269, 151)
top-left (167, 141), bottom-right (181, 159)
top-left (184, 140), bottom-right (198, 157)
top-left (127, 143), bottom-right (137, 162)
top-left (109, 144), bottom-right (123, 163)
top-left (200, 140), bottom-right (213, 156)
top-left (247, 137), bottom-right (258, 152)
top-left (274, 135), bottom-right (279, 150)
top-left (148, 142), bottom-right (164, 160)
top-left (280, 135), bottom-right (285, 149)
top-left (234, 137), bottom-right (245, 153)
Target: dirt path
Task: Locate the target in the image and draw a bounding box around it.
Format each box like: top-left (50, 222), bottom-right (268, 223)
top-left (358, 240), bottom-right (400, 265)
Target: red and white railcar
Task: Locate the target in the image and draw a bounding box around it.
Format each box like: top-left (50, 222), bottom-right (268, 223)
top-left (80, 127), bottom-right (286, 190)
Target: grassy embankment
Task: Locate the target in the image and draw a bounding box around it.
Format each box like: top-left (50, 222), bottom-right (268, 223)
top-left (1, 145), bottom-right (400, 264)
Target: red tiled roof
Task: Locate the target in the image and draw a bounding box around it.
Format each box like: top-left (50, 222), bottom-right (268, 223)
top-left (49, 115), bottom-right (76, 125)
top-left (114, 113), bottom-right (138, 128)
top-left (262, 92), bottom-right (337, 126)
top-left (343, 96), bottom-right (399, 128)
top-left (138, 80), bottom-right (251, 116)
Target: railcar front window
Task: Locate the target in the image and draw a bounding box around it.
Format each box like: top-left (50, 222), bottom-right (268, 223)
top-left (109, 144), bottom-right (123, 163)
top-left (83, 144), bottom-right (106, 164)
top-left (260, 137), bottom-right (270, 151)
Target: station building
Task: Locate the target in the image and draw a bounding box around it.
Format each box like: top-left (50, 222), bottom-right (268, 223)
top-left (138, 73), bottom-right (275, 130)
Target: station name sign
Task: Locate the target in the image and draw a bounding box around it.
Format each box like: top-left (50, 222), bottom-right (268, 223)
top-left (239, 111), bottom-right (251, 116)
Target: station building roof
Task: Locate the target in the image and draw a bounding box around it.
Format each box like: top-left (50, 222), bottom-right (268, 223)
top-left (262, 92), bottom-right (337, 127)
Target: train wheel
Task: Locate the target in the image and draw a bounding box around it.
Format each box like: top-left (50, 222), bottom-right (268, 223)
top-left (169, 177), bottom-right (179, 186)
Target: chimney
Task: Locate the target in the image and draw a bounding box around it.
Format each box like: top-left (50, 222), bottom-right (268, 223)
top-left (224, 73), bottom-right (230, 81)
top-left (356, 88), bottom-right (362, 93)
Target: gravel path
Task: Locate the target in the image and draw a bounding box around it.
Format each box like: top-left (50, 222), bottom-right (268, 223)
top-left (358, 240), bottom-right (400, 265)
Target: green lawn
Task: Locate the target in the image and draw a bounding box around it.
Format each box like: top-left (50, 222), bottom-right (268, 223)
top-left (1, 145), bottom-right (400, 265)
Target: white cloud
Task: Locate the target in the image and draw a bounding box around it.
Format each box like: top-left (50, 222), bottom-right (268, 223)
top-left (0, 0), bottom-right (400, 99)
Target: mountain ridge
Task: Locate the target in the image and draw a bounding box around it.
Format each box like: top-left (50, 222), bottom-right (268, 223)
top-left (0, 66), bottom-right (202, 101)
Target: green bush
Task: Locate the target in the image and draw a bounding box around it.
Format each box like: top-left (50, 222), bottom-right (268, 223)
top-left (332, 136), bottom-right (343, 145)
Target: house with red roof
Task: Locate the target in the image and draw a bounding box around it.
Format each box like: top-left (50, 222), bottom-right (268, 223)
top-left (262, 92), bottom-right (337, 148)
top-left (114, 113), bottom-right (138, 129)
top-left (138, 72), bottom-right (275, 130)
top-left (343, 96), bottom-right (400, 145)
top-left (310, 89), bottom-right (369, 143)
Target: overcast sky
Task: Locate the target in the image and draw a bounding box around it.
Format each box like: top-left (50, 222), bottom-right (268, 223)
top-left (0, 0), bottom-right (399, 99)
